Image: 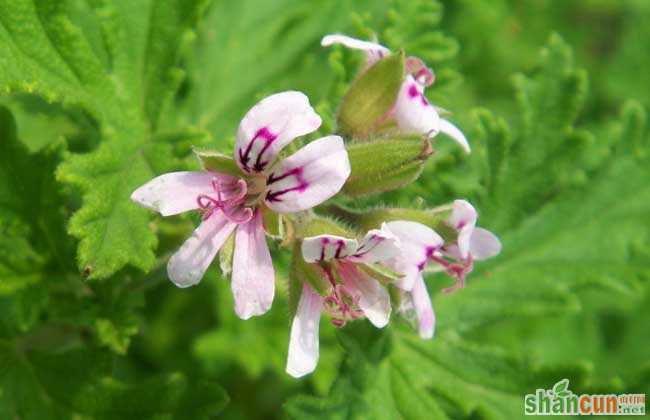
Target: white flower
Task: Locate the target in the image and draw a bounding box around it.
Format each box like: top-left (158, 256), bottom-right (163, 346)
top-left (131, 91), bottom-right (351, 320)
top-left (286, 228), bottom-right (400, 377)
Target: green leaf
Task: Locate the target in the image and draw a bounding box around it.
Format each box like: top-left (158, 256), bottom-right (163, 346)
top-left (193, 275), bottom-right (295, 378)
top-left (472, 108), bottom-right (512, 199)
top-left (0, 0), bottom-right (210, 279)
top-left (0, 109), bottom-right (46, 294)
top-left (337, 52), bottom-right (405, 138)
top-left (179, 0), bottom-right (392, 137)
top-left (0, 343), bottom-right (228, 419)
top-left (0, 107), bottom-right (72, 336)
top-left (0, 95), bottom-right (86, 153)
top-left (285, 324), bottom-right (579, 420)
top-left (484, 34), bottom-right (591, 230)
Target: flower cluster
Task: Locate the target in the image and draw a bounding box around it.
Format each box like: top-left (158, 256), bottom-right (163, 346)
top-left (131, 34), bottom-right (501, 378)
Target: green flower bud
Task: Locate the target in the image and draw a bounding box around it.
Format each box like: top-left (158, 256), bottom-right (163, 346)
top-left (343, 135), bottom-right (433, 196)
top-left (337, 51), bottom-right (405, 138)
top-left (296, 214), bottom-right (352, 238)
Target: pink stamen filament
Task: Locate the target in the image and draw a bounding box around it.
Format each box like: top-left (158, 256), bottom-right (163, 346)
top-left (429, 254), bottom-right (473, 294)
top-left (197, 178), bottom-right (252, 223)
top-left (321, 264), bottom-right (363, 328)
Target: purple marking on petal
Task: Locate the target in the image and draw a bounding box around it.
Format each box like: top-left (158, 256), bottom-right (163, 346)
top-left (265, 166), bottom-right (309, 203)
top-left (408, 85), bottom-right (420, 99)
top-left (456, 221), bottom-right (466, 230)
top-left (416, 246), bottom-right (439, 272)
top-left (407, 84), bottom-right (430, 107)
top-left (425, 246), bottom-right (436, 258)
top-left (238, 127), bottom-right (278, 173)
top-left (352, 234), bottom-right (384, 258)
top-left (320, 237), bottom-right (330, 261)
top-left (334, 240), bottom-right (345, 259)
top-left (267, 167), bottom-right (302, 184)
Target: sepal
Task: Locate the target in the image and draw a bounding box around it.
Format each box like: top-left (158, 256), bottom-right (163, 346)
top-left (261, 206), bottom-right (283, 239)
top-left (218, 233), bottom-right (235, 276)
top-left (193, 148), bottom-right (241, 177)
top-left (289, 242), bottom-right (330, 316)
top-left (358, 263), bottom-right (403, 285)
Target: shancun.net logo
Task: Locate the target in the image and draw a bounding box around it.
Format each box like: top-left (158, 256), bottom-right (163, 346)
top-left (524, 379), bottom-right (646, 416)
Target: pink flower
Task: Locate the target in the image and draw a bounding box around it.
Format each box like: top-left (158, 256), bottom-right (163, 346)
top-left (383, 203), bottom-right (500, 338)
top-left (437, 199), bottom-right (502, 291)
top-left (322, 34), bottom-right (470, 153)
top-left (286, 228), bottom-right (399, 377)
top-left (131, 91), bottom-right (351, 319)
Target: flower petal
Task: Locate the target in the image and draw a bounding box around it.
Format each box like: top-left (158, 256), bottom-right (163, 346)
top-left (383, 221), bottom-right (443, 290)
top-left (264, 135), bottom-right (350, 213)
top-left (236, 91), bottom-right (322, 174)
top-left (321, 33), bottom-right (390, 65)
top-left (286, 284), bottom-right (323, 378)
top-left (439, 118), bottom-right (470, 153)
top-left (347, 228), bottom-right (401, 264)
top-left (302, 235), bottom-right (358, 263)
top-left (449, 200), bottom-right (478, 260)
top-left (232, 210), bottom-right (275, 319)
top-left (470, 227), bottom-right (502, 260)
top-left (131, 171), bottom-right (234, 216)
top-left (394, 76), bottom-right (441, 137)
top-left (339, 262), bottom-right (391, 328)
top-left (411, 275), bottom-right (435, 339)
top-left (167, 215), bottom-right (237, 287)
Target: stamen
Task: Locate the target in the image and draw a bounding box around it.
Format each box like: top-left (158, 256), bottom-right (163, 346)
top-left (353, 234), bottom-right (380, 258)
top-left (429, 253), bottom-right (473, 294)
top-left (406, 56), bottom-right (435, 87)
top-left (321, 265), bottom-right (364, 328)
top-left (197, 178), bottom-right (252, 223)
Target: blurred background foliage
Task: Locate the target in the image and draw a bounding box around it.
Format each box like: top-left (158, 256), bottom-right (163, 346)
top-left (0, 0), bottom-right (648, 419)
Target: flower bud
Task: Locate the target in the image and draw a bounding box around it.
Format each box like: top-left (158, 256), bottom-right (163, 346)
top-left (337, 51), bottom-right (405, 138)
top-left (296, 215), bottom-right (352, 238)
top-left (343, 135), bottom-right (433, 196)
